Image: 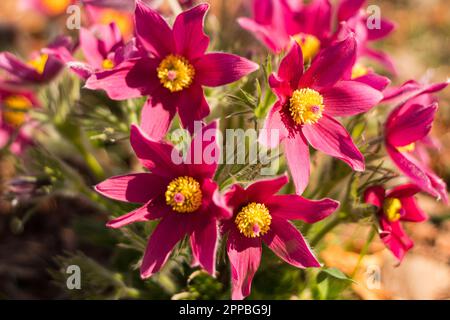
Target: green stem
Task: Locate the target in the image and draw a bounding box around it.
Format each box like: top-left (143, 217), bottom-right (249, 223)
top-left (310, 217), bottom-right (342, 247)
top-left (351, 227), bottom-right (376, 278)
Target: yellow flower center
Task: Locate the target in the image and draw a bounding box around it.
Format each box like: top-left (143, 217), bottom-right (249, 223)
top-left (351, 63), bottom-right (369, 79)
top-left (102, 59), bottom-right (115, 70)
top-left (383, 198), bottom-right (403, 222)
top-left (396, 143), bottom-right (416, 153)
top-left (99, 9), bottom-right (133, 37)
top-left (2, 95), bottom-right (33, 127)
top-left (41, 0), bottom-right (71, 15)
top-left (235, 202), bottom-right (272, 238)
top-left (293, 34), bottom-right (321, 62)
top-left (289, 88), bottom-right (324, 125)
top-left (165, 176), bottom-right (202, 213)
top-left (157, 54), bottom-right (195, 93)
top-left (28, 54), bottom-right (49, 75)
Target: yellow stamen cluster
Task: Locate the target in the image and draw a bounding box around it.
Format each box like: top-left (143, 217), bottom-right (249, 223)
top-left (293, 34), bottom-right (321, 62)
top-left (28, 54), bottom-right (49, 75)
top-left (383, 198), bottom-right (402, 222)
top-left (2, 95), bottom-right (33, 127)
top-left (289, 88), bottom-right (324, 125)
top-left (235, 202), bottom-right (272, 238)
top-left (165, 176), bottom-right (202, 213)
top-left (41, 0), bottom-right (71, 15)
top-left (397, 143), bottom-right (416, 153)
top-left (102, 59), bottom-right (115, 70)
top-left (351, 63), bottom-right (369, 79)
top-left (157, 54), bottom-right (195, 92)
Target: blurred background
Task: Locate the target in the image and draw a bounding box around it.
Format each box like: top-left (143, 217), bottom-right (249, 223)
top-left (0, 0), bottom-right (449, 299)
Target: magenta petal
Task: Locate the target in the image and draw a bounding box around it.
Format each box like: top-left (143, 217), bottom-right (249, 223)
top-left (245, 174), bottom-right (289, 202)
top-left (130, 124), bottom-right (184, 178)
top-left (379, 219), bottom-right (413, 262)
top-left (386, 103), bottom-right (437, 147)
top-left (364, 186), bottom-right (386, 208)
top-left (296, 0), bottom-right (332, 39)
top-left (85, 58), bottom-right (159, 100)
top-left (363, 47), bottom-right (396, 75)
top-left (0, 52), bottom-right (41, 82)
top-left (284, 131), bottom-right (310, 195)
top-left (322, 80), bottom-right (382, 117)
top-left (277, 41), bottom-right (303, 87)
top-left (177, 84), bottom-right (210, 133)
top-left (185, 122), bottom-right (219, 179)
top-left (190, 217), bottom-right (218, 276)
top-left (202, 178), bottom-right (232, 220)
top-left (173, 3), bottom-right (210, 60)
top-left (140, 98), bottom-right (176, 141)
top-left (259, 102), bottom-right (287, 148)
top-left (237, 17), bottom-right (285, 53)
top-left (95, 173), bottom-right (167, 203)
top-left (134, 1), bottom-right (175, 57)
top-left (337, 0), bottom-right (365, 21)
top-left (140, 214), bottom-right (191, 278)
top-left (367, 18), bottom-right (395, 41)
top-left (303, 115), bottom-right (365, 171)
top-left (263, 218), bottom-right (320, 268)
top-left (267, 195), bottom-right (339, 223)
top-left (400, 197), bottom-right (428, 222)
top-left (227, 228), bottom-right (262, 300)
top-left (80, 27), bottom-right (106, 68)
top-left (354, 72), bottom-right (391, 91)
top-left (300, 35), bottom-right (356, 90)
top-left (387, 184), bottom-right (421, 199)
top-left (195, 53), bottom-right (259, 87)
top-left (106, 202), bottom-right (169, 229)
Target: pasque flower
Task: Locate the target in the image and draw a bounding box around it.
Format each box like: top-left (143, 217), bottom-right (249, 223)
top-left (261, 36), bottom-right (383, 194)
top-left (86, 1), bottom-right (259, 139)
top-left (384, 81), bottom-right (448, 203)
top-left (0, 36), bottom-right (74, 85)
top-left (222, 175), bottom-right (339, 299)
top-left (238, 0), bottom-right (332, 60)
top-left (364, 184), bottom-right (427, 261)
top-left (0, 82), bottom-right (39, 154)
top-left (21, 0), bottom-right (74, 16)
top-left (86, 1), bottom-right (258, 139)
top-left (95, 122), bottom-right (231, 278)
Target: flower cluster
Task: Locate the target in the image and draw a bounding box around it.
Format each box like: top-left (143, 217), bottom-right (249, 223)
top-left (1, 0), bottom-right (448, 300)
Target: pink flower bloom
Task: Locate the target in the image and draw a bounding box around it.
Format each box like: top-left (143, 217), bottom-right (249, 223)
top-left (95, 122), bottom-right (231, 278)
top-left (86, 1), bottom-right (259, 139)
top-left (261, 36), bottom-right (383, 194)
top-left (384, 81), bottom-right (448, 203)
top-left (337, 0), bottom-right (396, 73)
top-left (82, 0), bottom-right (136, 11)
top-left (84, 4), bottom-right (135, 38)
top-left (364, 184), bottom-right (427, 261)
top-left (0, 82), bottom-right (39, 155)
top-left (238, 0), bottom-right (332, 60)
top-left (222, 175), bottom-right (339, 299)
top-left (21, 0), bottom-right (74, 16)
top-left (0, 36), bottom-right (74, 85)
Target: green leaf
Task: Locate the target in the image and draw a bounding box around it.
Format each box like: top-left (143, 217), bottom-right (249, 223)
top-left (317, 268), bottom-right (354, 284)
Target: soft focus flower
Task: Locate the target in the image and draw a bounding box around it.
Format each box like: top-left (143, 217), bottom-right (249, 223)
top-left (260, 36), bottom-right (383, 194)
top-left (82, 0), bottom-right (137, 11)
top-left (222, 175), bottom-right (339, 299)
top-left (86, 1), bottom-right (258, 139)
top-left (337, 0), bottom-right (396, 73)
top-left (85, 4), bottom-right (135, 38)
top-left (364, 184), bottom-right (428, 261)
top-left (238, 0), bottom-right (332, 60)
top-left (384, 81), bottom-right (449, 203)
top-left (0, 36), bottom-right (74, 85)
top-left (21, 0), bottom-right (74, 16)
top-left (95, 122), bottom-right (230, 278)
top-left (0, 82), bottom-right (39, 154)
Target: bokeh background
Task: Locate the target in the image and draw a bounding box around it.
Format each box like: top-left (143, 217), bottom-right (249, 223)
top-left (0, 0), bottom-right (449, 299)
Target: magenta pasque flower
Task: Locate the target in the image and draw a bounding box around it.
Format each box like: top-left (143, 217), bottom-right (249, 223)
top-left (86, 1), bottom-right (259, 139)
top-left (364, 184), bottom-right (428, 261)
top-left (0, 36), bottom-right (74, 85)
top-left (222, 175), bottom-right (339, 299)
top-left (95, 122), bottom-right (231, 278)
top-left (260, 36), bottom-right (383, 194)
top-left (384, 80), bottom-right (449, 203)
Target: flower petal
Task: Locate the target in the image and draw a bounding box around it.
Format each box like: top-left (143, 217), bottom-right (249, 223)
top-left (387, 183), bottom-right (421, 199)
top-left (245, 174), bottom-right (289, 202)
top-left (263, 218), bottom-right (320, 268)
top-left (195, 53), bottom-right (259, 87)
top-left (366, 18), bottom-right (395, 41)
top-left (106, 202), bottom-right (169, 229)
top-left (140, 98), bottom-right (176, 141)
top-left (354, 72), bottom-right (391, 91)
top-left (190, 217), bottom-right (218, 276)
top-left (140, 213), bottom-right (191, 278)
top-left (303, 115), bottom-right (364, 171)
top-left (337, 0), bottom-right (365, 21)
top-left (259, 102), bottom-right (287, 148)
top-left (95, 173), bottom-right (168, 203)
top-left (177, 84), bottom-right (210, 133)
top-left (284, 131), bottom-right (310, 194)
top-left (134, 1), bottom-right (175, 57)
top-left (173, 3), bottom-right (210, 60)
top-left (379, 218), bottom-right (414, 262)
top-left (364, 186), bottom-right (386, 208)
top-left (322, 80), bottom-right (382, 117)
top-left (80, 27), bottom-right (107, 68)
top-left (227, 228), bottom-right (262, 300)
top-left (267, 195), bottom-right (339, 223)
top-left (237, 18), bottom-right (286, 53)
top-left (277, 41), bottom-right (303, 88)
top-left (400, 197), bottom-right (428, 222)
top-left (0, 52), bottom-right (41, 82)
